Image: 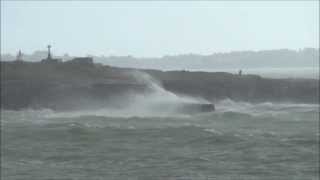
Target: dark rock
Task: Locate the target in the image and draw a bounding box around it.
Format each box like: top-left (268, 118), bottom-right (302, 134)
top-left (1, 61), bottom-right (318, 111)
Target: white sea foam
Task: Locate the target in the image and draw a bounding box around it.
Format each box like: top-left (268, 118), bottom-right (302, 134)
top-left (45, 71), bottom-right (209, 118)
top-left (215, 98), bottom-right (319, 116)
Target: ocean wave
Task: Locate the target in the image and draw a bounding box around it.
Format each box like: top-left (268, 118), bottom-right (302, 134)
top-left (1, 99), bottom-right (318, 128)
top-left (215, 99), bottom-right (319, 116)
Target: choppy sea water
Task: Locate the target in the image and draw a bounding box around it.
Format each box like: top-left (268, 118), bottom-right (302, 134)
top-left (1, 99), bottom-right (319, 180)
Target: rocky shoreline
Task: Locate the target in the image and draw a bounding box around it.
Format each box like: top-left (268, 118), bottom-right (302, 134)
top-left (1, 61), bottom-right (318, 110)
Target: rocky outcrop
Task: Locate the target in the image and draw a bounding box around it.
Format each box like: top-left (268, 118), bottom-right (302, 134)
top-left (1, 61), bottom-right (318, 110)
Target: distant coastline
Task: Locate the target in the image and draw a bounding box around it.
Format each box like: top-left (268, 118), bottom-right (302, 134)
top-left (1, 48), bottom-right (318, 79)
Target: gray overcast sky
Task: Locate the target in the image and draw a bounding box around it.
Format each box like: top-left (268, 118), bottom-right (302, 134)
top-left (1, 1), bottom-right (319, 57)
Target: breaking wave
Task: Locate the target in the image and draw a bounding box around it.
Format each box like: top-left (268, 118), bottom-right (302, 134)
top-left (1, 99), bottom-right (318, 126)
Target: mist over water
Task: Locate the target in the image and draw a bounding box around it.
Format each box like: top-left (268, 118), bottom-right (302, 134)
top-left (129, 71), bottom-right (209, 105)
top-left (51, 71), bottom-right (211, 118)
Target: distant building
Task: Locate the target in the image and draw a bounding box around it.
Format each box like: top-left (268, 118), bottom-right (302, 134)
top-left (41, 45), bottom-right (62, 63)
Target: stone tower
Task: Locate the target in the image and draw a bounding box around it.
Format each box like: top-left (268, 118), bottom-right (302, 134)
top-left (47, 45), bottom-right (52, 60)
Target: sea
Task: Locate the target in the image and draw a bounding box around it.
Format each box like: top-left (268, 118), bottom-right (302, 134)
top-left (1, 99), bottom-right (319, 180)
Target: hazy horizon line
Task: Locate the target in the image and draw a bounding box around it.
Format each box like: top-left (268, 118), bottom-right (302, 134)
top-left (1, 47), bottom-right (319, 59)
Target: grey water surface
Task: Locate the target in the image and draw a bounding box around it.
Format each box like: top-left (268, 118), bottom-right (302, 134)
top-left (1, 100), bottom-right (319, 180)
